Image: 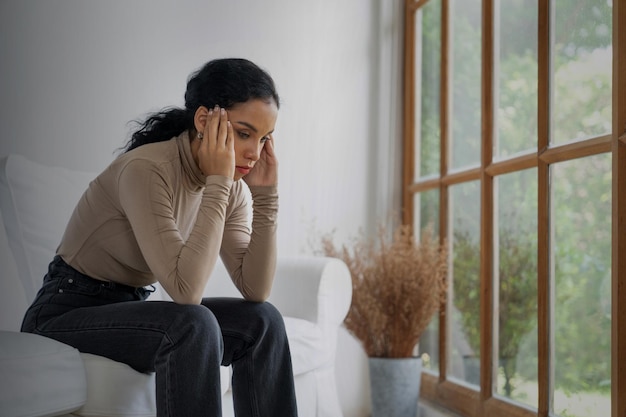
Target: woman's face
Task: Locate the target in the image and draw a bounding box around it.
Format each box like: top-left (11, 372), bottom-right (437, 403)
top-left (227, 99), bottom-right (278, 180)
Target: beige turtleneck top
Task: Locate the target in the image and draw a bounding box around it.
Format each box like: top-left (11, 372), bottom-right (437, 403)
top-left (56, 132), bottom-right (278, 304)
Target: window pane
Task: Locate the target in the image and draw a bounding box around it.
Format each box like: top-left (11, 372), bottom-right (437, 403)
top-left (449, 181), bottom-right (481, 386)
top-left (415, 0), bottom-right (442, 180)
top-left (450, 0), bottom-right (481, 170)
top-left (552, 0), bottom-right (612, 145)
top-left (494, 169), bottom-right (538, 408)
top-left (414, 189), bottom-right (440, 236)
top-left (551, 154), bottom-right (611, 417)
top-left (414, 189), bottom-right (441, 372)
top-left (495, 0), bottom-right (538, 159)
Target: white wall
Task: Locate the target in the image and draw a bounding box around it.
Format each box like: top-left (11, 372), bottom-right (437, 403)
top-left (0, 1), bottom-right (404, 415)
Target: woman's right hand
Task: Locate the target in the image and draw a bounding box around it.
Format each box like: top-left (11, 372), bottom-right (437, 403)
top-left (197, 106), bottom-right (235, 179)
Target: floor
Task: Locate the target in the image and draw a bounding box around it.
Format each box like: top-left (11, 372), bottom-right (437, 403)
top-left (420, 401), bottom-right (463, 417)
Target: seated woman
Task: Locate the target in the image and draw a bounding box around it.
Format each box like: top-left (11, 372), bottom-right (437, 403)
top-left (21, 58), bottom-right (297, 417)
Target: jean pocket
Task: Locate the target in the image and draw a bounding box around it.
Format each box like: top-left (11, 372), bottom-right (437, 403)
top-left (58, 275), bottom-right (103, 296)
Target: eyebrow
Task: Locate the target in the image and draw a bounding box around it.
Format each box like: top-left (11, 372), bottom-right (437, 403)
top-left (234, 121), bottom-right (274, 136)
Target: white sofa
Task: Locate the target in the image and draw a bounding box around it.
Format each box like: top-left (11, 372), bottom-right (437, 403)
top-left (0, 154), bottom-right (352, 417)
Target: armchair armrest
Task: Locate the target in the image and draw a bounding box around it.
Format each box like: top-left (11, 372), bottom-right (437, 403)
top-left (267, 256), bottom-right (352, 328)
top-left (197, 255), bottom-right (352, 331)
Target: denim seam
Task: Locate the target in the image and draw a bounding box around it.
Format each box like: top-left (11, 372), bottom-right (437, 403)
top-left (222, 329), bottom-right (260, 416)
top-left (39, 325), bottom-right (173, 346)
top-left (31, 279), bottom-right (64, 331)
top-left (245, 352), bottom-right (260, 417)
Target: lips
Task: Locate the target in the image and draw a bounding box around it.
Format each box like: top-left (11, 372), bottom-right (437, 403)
top-left (236, 166), bottom-right (251, 175)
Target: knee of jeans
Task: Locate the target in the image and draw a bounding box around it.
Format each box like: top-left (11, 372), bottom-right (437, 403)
top-left (250, 301), bottom-right (286, 334)
top-left (169, 304), bottom-right (221, 343)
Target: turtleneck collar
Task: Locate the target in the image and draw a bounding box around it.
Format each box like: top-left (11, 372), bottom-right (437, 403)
top-left (176, 130), bottom-right (206, 190)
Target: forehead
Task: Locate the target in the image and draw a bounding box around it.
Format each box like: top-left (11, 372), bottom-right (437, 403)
top-left (229, 99), bottom-right (278, 130)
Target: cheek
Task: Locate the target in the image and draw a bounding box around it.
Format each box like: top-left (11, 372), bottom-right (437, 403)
top-left (233, 140), bottom-right (246, 155)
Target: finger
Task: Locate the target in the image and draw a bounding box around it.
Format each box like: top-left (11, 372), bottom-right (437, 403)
top-left (226, 120), bottom-right (234, 149)
top-left (205, 105), bottom-right (220, 147)
top-left (264, 135), bottom-right (276, 157)
top-left (217, 107), bottom-right (228, 147)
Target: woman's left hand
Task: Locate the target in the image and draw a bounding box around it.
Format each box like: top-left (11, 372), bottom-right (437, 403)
top-left (244, 135), bottom-right (278, 187)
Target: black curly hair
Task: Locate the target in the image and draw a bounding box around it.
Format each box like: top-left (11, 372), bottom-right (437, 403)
top-left (124, 58), bottom-right (280, 152)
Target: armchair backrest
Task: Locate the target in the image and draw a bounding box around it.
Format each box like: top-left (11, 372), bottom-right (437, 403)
top-left (0, 154), bottom-right (95, 303)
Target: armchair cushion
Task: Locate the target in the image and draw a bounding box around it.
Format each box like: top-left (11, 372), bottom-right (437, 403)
top-left (0, 331), bottom-right (87, 417)
top-left (76, 354), bottom-right (231, 417)
top-left (283, 317), bottom-right (328, 375)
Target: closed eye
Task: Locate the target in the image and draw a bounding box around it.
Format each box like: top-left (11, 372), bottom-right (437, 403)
top-left (260, 136), bottom-right (270, 143)
top-left (237, 131), bottom-right (250, 139)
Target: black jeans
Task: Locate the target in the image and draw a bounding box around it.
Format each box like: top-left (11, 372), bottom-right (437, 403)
top-left (21, 256), bottom-right (298, 417)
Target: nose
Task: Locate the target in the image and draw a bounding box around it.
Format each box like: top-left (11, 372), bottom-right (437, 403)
top-left (245, 143), bottom-right (262, 162)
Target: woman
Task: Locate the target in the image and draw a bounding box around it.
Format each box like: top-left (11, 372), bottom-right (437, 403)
top-left (21, 58), bottom-right (297, 417)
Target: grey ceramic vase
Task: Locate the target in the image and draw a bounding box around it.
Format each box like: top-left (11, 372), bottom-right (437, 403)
top-left (368, 357), bottom-right (422, 417)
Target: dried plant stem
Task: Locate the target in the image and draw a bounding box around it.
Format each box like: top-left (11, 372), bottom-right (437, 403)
top-left (322, 224), bottom-right (448, 358)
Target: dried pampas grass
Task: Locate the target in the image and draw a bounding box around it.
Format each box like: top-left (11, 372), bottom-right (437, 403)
top-left (322, 224), bottom-right (448, 358)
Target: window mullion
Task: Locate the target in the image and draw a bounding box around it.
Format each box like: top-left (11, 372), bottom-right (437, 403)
top-left (402, 0), bottom-right (417, 227)
top-left (439, 0), bottom-right (450, 382)
top-left (612, 2), bottom-right (626, 417)
top-left (536, 0), bottom-right (551, 416)
top-left (479, 0), bottom-right (495, 409)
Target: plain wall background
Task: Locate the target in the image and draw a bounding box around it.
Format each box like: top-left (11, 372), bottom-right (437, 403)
top-left (0, 1), bottom-right (404, 415)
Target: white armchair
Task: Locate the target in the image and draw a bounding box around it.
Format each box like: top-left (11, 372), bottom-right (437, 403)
top-left (0, 154), bottom-right (352, 417)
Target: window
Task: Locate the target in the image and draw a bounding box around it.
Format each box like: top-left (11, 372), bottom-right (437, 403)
top-left (403, 0), bottom-right (626, 416)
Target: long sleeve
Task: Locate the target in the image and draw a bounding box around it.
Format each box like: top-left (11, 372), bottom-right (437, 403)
top-left (118, 159), bottom-right (233, 304)
top-left (219, 184), bottom-right (278, 302)
top-left (56, 133), bottom-right (279, 304)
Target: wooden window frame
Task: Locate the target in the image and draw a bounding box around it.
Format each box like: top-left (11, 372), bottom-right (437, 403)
top-left (402, 1), bottom-right (626, 416)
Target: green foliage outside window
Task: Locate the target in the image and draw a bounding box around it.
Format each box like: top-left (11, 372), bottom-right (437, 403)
top-left (417, 0), bottom-right (613, 411)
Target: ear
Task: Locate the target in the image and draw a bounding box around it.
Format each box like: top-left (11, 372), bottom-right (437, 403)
top-left (193, 106), bottom-right (210, 134)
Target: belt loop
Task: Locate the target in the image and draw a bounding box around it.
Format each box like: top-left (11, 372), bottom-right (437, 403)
top-left (135, 285), bottom-right (155, 301)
